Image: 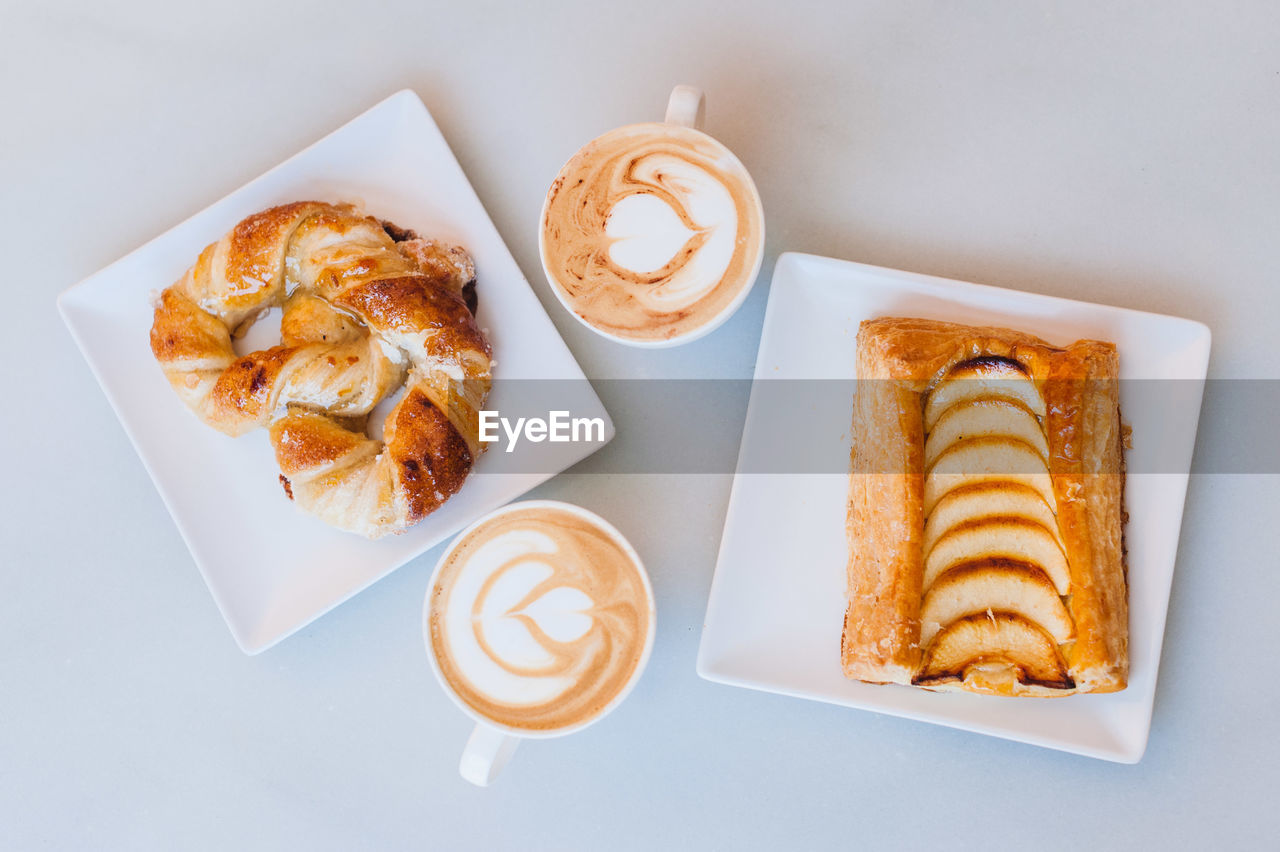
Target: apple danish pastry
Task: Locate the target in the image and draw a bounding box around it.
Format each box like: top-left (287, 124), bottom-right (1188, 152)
top-left (842, 317), bottom-right (1127, 696)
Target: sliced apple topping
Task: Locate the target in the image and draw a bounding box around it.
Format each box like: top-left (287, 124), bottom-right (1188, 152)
top-left (924, 398), bottom-right (1049, 468)
top-left (914, 613), bottom-right (1073, 690)
top-left (924, 358), bottom-right (1045, 430)
top-left (923, 517), bottom-right (1070, 594)
top-left (919, 562), bottom-right (1074, 646)
top-left (922, 437), bottom-right (1055, 515)
top-left (913, 361), bottom-right (1075, 691)
top-left (922, 482), bottom-right (1061, 555)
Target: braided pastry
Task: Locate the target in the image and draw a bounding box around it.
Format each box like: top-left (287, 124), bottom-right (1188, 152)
top-left (149, 201), bottom-right (492, 539)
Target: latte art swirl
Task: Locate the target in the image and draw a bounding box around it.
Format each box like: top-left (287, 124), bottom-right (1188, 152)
top-left (429, 506), bottom-right (651, 731)
top-left (541, 123), bottom-right (763, 342)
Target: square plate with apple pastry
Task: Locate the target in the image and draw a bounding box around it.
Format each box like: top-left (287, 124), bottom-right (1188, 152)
top-left (697, 252), bottom-right (1210, 763)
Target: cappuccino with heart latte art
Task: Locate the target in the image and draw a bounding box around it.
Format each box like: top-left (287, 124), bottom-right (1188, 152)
top-left (540, 122), bottom-right (764, 343)
top-left (427, 504), bottom-right (653, 732)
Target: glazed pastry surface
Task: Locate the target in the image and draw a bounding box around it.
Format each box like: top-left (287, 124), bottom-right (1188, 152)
top-left (842, 317), bottom-right (1127, 696)
top-left (149, 201), bottom-right (492, 539)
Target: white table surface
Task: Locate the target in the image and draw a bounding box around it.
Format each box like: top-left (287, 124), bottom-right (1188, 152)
top-left (4, 1), bottom-right (1277, 848)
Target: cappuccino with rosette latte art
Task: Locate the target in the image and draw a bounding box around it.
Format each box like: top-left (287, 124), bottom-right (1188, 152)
top-left (428, 504), bottom-right (652, 732)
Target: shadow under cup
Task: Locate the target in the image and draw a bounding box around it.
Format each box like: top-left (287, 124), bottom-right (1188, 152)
top-left (539, 121), bottom-right (765, 347)
top-left (423, 500), bottom-right (655, 784)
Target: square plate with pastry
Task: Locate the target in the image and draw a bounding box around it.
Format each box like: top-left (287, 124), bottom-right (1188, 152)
top-left (697, 252), bottom-right (1210, 762)
top-left (58, 91), bottom-right (612, 654)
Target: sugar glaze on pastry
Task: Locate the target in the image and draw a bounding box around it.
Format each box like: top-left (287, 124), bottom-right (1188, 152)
top-left (149, 201), bottom-right (492, 539)
top-left (842, 317), bottom-right (1127, 696)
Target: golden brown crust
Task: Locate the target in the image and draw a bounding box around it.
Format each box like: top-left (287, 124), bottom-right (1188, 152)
top-left (210, 346), bottom-right (297, 427)
top-left (271, 409), bottom-right (377, 474)
top-left (335, 276), bottom-right (490, 361)
top-left (385, 386), bottom-right (474, 522)
top-left (842, 340), bottom-right (925, 683)
top-left (1044, 344), bottom-right (1128, 691)
top-left (149, 201), bottom-right (492, 539)
top-left (149, 289), bottom-right (233, 364)
top-left (842, 316), bottom-right (1127, 696)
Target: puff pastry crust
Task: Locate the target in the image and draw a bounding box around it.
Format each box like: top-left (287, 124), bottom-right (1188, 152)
top-left (842, 317), bottom-right (1127, 696)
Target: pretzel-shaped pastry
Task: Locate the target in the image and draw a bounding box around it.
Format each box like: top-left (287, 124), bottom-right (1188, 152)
top-left (150, 201), bottom-right (492, 538)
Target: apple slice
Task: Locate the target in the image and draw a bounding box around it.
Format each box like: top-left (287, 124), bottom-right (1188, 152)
top-left (914, 613), bottom-right (1073, 690)
top-left (923, 436), bottom-right (1055, 515)
top-left (919, 561), bottom-right (1074, 646)
top-left (924, 398), bottom-right (1049, 469)
top-left (923, 517), bottom-right (1070, 594)
top-left (923, 482), bottom-right (1060, 556)
top-left (924, 358), bottom-right (1045, 430)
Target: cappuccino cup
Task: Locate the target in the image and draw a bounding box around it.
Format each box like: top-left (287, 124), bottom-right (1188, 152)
top-left (539, 85), bottom-right (765, 347)
top-left (424, 500), bottom-right (655, 786)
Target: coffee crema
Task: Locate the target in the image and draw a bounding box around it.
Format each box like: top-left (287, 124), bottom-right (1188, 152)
top-left (541, 123), bottom-right (763, 342)
top-left (429, 506), bottom-right (650, 732)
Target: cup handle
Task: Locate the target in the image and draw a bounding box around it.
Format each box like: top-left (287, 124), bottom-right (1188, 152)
top-left (665, 84), bottom-right (705, 129)
top-left (459, 723), bottom-right (521, 787)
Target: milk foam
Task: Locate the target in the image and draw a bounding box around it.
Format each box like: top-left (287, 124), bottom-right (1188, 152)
top-left (603, 153), bottom-right (737, 312)
top-left (605, 193), bottom-right (694, 274)
top-left (443, 530), bottom-right (577, 705)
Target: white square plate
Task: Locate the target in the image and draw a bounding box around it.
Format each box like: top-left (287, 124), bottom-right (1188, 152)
top-left (697, 252), bottom-right (1210, 763)
top-left (59, 90), bottom-right (612, 654)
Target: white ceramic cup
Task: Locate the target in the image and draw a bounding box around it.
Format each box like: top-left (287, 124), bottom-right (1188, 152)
top-left (539, 84), bottom-right (766, 348)
top-left (423, 499), bottom-right (656, 786)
